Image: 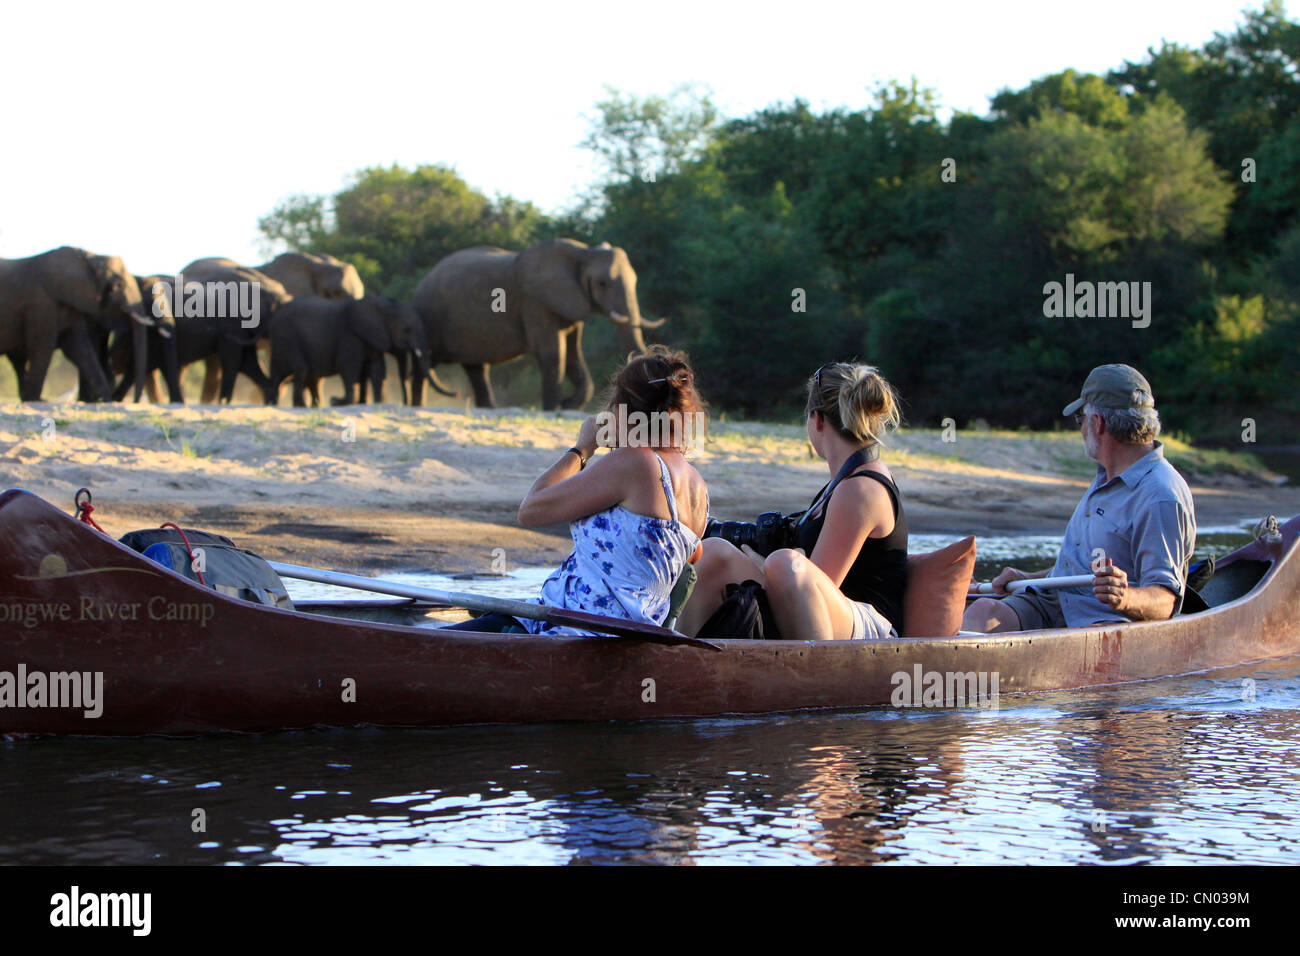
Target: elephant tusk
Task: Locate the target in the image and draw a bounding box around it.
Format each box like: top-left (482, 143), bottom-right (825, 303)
top-left (608, 311), bottom-right (630, 325)
top-left (157, 325), bottom-right (174, 339)
top-left (425, 370), bottom-right (458, 398)
top-left (635, 316), bottom-right (666, 329)
top-left (130, 312), bottom-right (156, 328)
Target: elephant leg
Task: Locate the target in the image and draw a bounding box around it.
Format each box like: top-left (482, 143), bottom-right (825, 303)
top-left (76, 327), bottom-right (111, 402)
top-left (533, 335), bottom-right (566, 411)
top-left (394, 351), bottom-right (410, 405)
top-left (369, 354), bottom-right (386, 404)
top-left (561, 324), bottom-right (594, 409)
top-left (264, 356), bottom-right (286, 406)
top-left (111, 373), bottom-right (133, 402)
top-left (162, 341), bottom-right (184, 404)
top-left (19, 348), bottom-right (54, 402)
top-left (217, 346), bottom-right (242, 404)
top-left (309, 377), bottom-right (323, 407)
top-left (199, 357), bottom-right (221, 403)
top-left (336, 351), bottom-right (366, 406)
top-left (336, 377), bottom-right (358, 406)
top-left (60, 324), bottom-right (114, 402)
top-left (409, 358), bottom-right (424, 407)
top-left (238, 348), bottom-right (272, 402)
top-left (462, 363), bottom-right (495, 408)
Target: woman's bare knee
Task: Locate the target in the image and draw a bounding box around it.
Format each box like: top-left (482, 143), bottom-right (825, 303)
top-left (962, 597), bottom-right (1021, 633)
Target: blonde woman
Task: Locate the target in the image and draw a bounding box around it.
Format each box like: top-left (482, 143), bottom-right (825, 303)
top-left (678, 363), bottom-right (907, 640)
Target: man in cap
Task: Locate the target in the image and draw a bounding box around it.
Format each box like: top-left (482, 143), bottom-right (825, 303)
top-left (963, 364), bottom-right (1196, 632)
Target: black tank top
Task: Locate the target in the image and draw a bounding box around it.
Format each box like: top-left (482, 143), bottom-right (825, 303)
top-left (793, 467), bottom-right (909, 633)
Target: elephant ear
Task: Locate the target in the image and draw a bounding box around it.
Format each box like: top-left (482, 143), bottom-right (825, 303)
top-left (88, 254), bottom-right (125, 309)
top-left (90, 255), bottom-right (150, 322)
top-left (348, 299), bottom-right (392, 353)
top-left (515, 240), bottom-right (594, 323)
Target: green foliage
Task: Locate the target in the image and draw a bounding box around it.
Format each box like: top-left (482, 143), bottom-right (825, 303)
top-left (1110, 1), bottom-right (1300, 259)
top-left (258, 164), bottom-right (549, 299)
top-left (991, 68), bottom-right (1132, 129)
top-left (242, 5), bottom-right (1300, 440)
top-left (580, 83), bottom-right (720, 186)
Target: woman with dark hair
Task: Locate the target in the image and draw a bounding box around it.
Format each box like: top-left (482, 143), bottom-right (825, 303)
top-left (444, 345), bottom-right (710, 635)
top-left (678, 362), bottom-right (907, 641)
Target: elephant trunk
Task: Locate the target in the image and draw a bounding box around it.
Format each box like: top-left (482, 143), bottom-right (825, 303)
top-left (618, 319), bottom-right (647, 354)
top-left (606, 288), bottom-right (664, 354)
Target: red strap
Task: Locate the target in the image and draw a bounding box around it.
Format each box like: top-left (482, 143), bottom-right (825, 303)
top-left (160, 522), bottom-right (206, 586)
top-left (74, 489), bottom-right (107, 534)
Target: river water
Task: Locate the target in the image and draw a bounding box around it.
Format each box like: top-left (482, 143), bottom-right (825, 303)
top-left (2, 523), bottom-right (1298, 865)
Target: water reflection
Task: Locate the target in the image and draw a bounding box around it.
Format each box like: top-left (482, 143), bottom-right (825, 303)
top-left (3, 656), bottom-right (1297, 864)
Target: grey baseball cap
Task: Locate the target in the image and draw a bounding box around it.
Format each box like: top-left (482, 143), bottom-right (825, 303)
top-left (1063, 364), bottom-right (1155, 416)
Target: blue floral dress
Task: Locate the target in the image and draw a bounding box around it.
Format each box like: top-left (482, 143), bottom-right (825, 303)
top-left (520, 454), bottom-right (701, 636)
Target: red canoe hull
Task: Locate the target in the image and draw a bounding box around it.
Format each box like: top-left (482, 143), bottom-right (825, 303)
top-left (1, 489), bottom-right (1297, 735)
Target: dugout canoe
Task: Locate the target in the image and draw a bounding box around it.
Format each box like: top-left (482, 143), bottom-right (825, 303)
top-left (0, 488), bottom-right (1297, 736)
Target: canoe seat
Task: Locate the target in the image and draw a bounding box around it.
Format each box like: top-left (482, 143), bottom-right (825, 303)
top-left (1198, 559), bottom-right (1272, 608)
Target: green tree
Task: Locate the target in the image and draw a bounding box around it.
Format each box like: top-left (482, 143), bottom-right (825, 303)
top-left (259, 164), bottom-right (549, 298)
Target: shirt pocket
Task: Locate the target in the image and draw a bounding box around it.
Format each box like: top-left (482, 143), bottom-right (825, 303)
top-left (1086, 509), bottom-right (1132, 572)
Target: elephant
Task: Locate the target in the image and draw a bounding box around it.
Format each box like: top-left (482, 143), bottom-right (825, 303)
top-left (0, 246), bottom-right (162, 402)
top-left (264, 295), bottom-right (455, 407)
top-left (183, 251), bottom-right (364, 301)
top-left (410, 239), bottom-right (664, 410)
top-left (159, 266), bottom-right (293, 403)
top-left (83, 275), bottom-right (183, 403)
top-left (180, 252), bottom-right (363, 400)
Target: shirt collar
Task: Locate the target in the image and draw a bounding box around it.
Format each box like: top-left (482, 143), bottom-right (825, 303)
top-left (1094, 441), bottom-right (1165, 488)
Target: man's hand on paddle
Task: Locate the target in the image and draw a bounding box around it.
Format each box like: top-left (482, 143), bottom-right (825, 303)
top-left (1088, 557), bottom-right (1178, 621)
top-left (1092, 557), bottom-right (1129, 611)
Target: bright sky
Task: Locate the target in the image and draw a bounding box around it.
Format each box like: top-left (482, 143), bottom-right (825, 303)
top-left (0, 0), bottom-right (1267, 274)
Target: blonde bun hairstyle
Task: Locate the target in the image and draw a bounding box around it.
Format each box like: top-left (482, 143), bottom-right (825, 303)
top-left (805, 363), bottom-right (901, 445)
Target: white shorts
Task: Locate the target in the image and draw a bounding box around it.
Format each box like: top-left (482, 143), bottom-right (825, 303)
top-left (849, 600), bottom-right (898, 640)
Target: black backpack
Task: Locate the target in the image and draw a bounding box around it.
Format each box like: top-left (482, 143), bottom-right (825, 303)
top-left (696, 579), bottom-right (781, 640)
top-left (120, 527), bottom-right (294, 610)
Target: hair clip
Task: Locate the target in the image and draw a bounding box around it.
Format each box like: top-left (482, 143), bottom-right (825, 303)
top-left (649, 370), bottom-right (691, 386)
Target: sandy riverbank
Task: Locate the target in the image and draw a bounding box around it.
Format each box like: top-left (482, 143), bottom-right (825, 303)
top-left (1, 403), bottom-right (1293, 573)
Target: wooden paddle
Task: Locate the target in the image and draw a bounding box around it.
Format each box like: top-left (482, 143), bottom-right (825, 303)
top-left (969, 574), bottom-right (1095, 595)
top-left (269, 561), bottom-right (721, 651)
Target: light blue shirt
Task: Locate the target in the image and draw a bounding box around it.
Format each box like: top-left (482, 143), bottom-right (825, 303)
top-left (1035, 441), bottom-right (1196, 627)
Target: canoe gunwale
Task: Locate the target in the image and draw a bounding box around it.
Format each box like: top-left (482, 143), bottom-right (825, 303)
top-left (2, 488), bottom-right (1298, 735)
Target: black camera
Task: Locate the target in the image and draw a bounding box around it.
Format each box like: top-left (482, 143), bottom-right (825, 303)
top-left (703, 510), bottom-right (803, 557)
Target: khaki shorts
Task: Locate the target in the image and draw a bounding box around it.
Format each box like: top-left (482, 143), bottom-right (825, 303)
top-left (1000, 588), bottom-right (1067, 631)
top-left (849, 600), bottom-right (898, 639)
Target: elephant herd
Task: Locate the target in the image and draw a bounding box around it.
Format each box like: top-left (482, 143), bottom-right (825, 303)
top-left (0, 239), bottom-right (665, 411)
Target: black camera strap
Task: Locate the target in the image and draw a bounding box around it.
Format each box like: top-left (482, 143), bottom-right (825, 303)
top-left (796, 444), bottom-right (881, 529)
